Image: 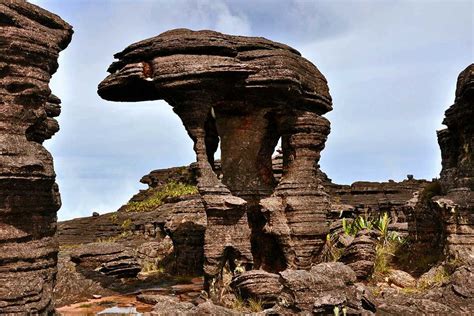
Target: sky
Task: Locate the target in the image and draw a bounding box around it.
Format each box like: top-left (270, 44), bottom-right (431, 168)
top-left (29, 0), bottom-right (473, 221)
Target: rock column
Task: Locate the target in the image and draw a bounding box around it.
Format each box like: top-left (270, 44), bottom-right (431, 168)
top-left (0, 1), bottom-right (72, 313)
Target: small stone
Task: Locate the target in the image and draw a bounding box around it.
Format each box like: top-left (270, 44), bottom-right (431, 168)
top-left (388, 270), bottom-right (416, 288)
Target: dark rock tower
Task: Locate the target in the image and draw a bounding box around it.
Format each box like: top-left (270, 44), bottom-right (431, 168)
top-left (0, 1), bottom-right (72, 313)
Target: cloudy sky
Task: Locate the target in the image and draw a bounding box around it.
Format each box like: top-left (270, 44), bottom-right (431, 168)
top-left (30, 0), bottom-right (472, 221)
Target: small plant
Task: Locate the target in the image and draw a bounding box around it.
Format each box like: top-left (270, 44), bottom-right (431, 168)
top-left (141, 261), bottom-right (165, 274)
top-left (333, 306), bottom-right (347, 316)
top-left (125, 181), bottom-right (198, 212)
top-left (232, 296), bottom-right (246, 312)
top-left (79, 303), bottom-right (92, 308)
top-left (121, 218), bottom-right (133, 231)
top-left (420, 181), bottom-right (442, 202)
top-left (322, 233), bottom-right (344, 262)
top-left (374, 212), bottom-right (390, 241)
top-left (109, 213), bottom-right (118, 223)
top-left (248, 298), bottom-right (263, 312)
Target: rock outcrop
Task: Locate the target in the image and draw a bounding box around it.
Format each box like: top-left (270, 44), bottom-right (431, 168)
top-left (98, 29), bottom-right (332, 293)
top-left (438, 64), bottom-right (474, 192)
top-left (409, 65), bottom-right (474, 266)
top-left (70, 243), bottom-right (141, 278)
top-left (435, 64), bottom-right (474, 263)
top-left (231, 263), bottom-right (376, 314)
top-left (0, 1), bottom-right (72, 313)
top-left (339, 229), bottom-right (378, 280)
top-left (59, 196), bottom-right (206, 275)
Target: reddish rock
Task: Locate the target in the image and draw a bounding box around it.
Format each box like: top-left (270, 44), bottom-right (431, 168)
top-left (0, 1), bottom-right (72, 313)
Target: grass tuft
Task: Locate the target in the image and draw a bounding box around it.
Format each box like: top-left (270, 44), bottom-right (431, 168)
top-left (125, 181), bottom-right (198, 212)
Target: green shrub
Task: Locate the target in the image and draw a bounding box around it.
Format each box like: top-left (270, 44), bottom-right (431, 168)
top-left (420, 181), bottom-right (442, 202)
top-left (125, 181), bottom-right (198, 212)
top-left (121, 218), bottom-right (133, 231)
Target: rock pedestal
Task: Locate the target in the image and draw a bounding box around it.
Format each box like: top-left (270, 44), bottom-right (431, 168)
top-left (0, 2), bottom-right (72, 313)
top-left (98, 29), bottom-right (332, 293)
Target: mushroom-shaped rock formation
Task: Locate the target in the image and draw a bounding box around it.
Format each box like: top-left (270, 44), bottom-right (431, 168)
top-left (98, 29), bottom-right (332, 293)
top-left (0, 1), bottom-right (72, 313)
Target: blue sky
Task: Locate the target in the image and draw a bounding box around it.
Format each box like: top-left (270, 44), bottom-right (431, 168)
top-left (30, 0), bottom-right (473, 220)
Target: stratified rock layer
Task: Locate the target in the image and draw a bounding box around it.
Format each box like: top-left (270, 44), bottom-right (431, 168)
top-left (438, 64), bottom-right (474, 192)
top-left (409, 65), bottom-right (474, 266)
top-left (436, 64), bottom-right (474, 263)
top-left (0, 1), bottom-right (72, 313)
top-left (98, 29), bottom-right (332, 292)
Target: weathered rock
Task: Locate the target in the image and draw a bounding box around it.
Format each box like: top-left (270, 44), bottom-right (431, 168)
top-left (438, 64), bottom-right (474, 192)
top-left (340, 229), bottom-right (378, 280)
top-left (434, 64), bottom-right (474, 264)
top-left (450, 265), bottom-right (474, 298)
top-left (136, 238), bottom-right (173, 269)
top-left (230, 270), bottom-right (282, 306)
top-left (0, 1), bottom-right (72, 313)
top-left (327, 179), bottom-right (429, 223)
top-left (54, 255), bottom-right (113, 307)
top-left (434, 190), bottom-right (474, 264)
top-left (387, 269), bottom-right (416, 288)
top-left (98, 29), bottom-right (332, 294)
top-left (408, 65), bottom-right (474, 267)
top-left (277, 262), bottom-right (376, 314)
top-left (59, 196), bottom-right (206, 275)
top-left (70, 243), bottom-right (141, 278)
top-left (143, 295), bottom-right (240, 316)
top-left (141, 294), bottom-right (195, 315)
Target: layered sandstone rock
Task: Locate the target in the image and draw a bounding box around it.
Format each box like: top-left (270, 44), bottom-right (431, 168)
top-left (408, 65), bottom-right (474, 266)
top-left (98, 29), bottom-right (332, 292)
top-left (0, 1), bottom-right (72, 313)
top-left (438, 64), bottom-right (474, 192)
top-left (231, 263), bottom-right (376, 314)
top-left (59, 196), bottom-right (206, 275)
top-left (435, 64), bottom-right (474, 263)
top-left (70, 243), bottom-right (141, 278)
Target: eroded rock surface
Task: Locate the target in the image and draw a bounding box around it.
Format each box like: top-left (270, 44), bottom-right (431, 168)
top-left (98, 29), bottom-right (332, 292)
top-left (409, 65), bottom-right (474, 266)
top-left (0, 1), bottom-right (72, 313)
top-left (70, 242), bottom-right (141, 278)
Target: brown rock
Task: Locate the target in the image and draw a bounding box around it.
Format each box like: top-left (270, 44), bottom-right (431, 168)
top-left (388, 269), bottom-right (416, 288)
top-left (98, 29), bottom-right (332, 295)
top-left (277, 262), bottom-right (376, 314)
top-left (340, 229), bottom-right (378, 280)
top-left (70, 242), bottom-right (141, 278)
top-left (0, 1), bottom-right (72, 313)
top-left (230, 270), bottom-right (282, 306)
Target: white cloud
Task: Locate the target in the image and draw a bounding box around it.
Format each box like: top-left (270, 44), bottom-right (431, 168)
top-left (35, 0), bottom-right (472, 220)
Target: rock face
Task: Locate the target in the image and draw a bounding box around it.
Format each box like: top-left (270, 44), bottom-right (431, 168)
top-left (340, 229), bottom-right (378, 280)
top-left (59, 197), bottom-right (206, 276)
top-left (231, 263), bottom-right (376, 314)
top-left (436, 64), bottom-right (474, 263)
top-left (0, 1), bottom-right (72, 314)
top-left (98, 29), bottom-right (332, 291)
top-left (70, 243), bottom-right (141, 278)
top-left (438, 64), bottom-right (474, 192)
top-left (409, 65), bottom-right (474, 266)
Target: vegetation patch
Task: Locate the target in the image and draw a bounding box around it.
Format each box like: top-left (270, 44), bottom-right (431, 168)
top-left (125, 181), bottom-right (198, 212)
top-left (419, 181), bottom-right (442, 202)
